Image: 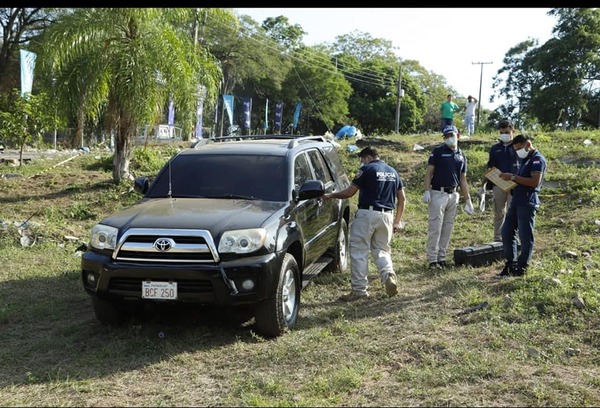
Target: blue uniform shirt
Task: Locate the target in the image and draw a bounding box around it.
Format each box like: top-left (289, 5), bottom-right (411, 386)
top-left (427, 144), bottom-right (467, 187)
top-left (487, 141), bottom-right (519, 173)
top-left (351, 159), bottom-right (403, 209)
top-left (511, 150), bottom-right (546, 208)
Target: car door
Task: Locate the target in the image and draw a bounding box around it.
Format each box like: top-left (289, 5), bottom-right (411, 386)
top-left (305, 149), bottom-right (338, 257)
top-left (293, 151), bottom-right (324, 265)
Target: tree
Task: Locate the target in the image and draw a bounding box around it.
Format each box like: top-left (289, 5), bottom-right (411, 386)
top-left (326, 31), bottom-right (434, 135)
top-left (261, 15), bottom-right (306, 51)
top-left (206, 13), bottom-right (294, 134)
top-left (35, 8), bottom-right (222, 184)
top-left (0, 8), bottom-right (63, 93)
top-left (0, 89), bottom-right (58, 166)
top-left (492, 8), bottom-right (600, 130)
top-left (281, 45), bottom-right (352, 134)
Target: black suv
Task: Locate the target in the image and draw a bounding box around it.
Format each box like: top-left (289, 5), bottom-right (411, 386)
top-left (81, 135), bottom-right (351, 337)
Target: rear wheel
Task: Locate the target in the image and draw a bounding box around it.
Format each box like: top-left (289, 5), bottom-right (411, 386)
top-left (91, 297), bottom-right (128, 326)
top-left (254, 253), bottom-right (300, 337)
top-left (328, 218), bottom-right (349, 273)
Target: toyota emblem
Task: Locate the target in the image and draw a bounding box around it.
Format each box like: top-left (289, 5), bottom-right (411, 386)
top-left (154, 238), bottom-right (175, 252)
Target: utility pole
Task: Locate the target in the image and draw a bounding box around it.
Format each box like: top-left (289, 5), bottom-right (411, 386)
top-left (395, 64), bottom-right (402, 134)
top-left (472, 61), bottom-right (492, 131)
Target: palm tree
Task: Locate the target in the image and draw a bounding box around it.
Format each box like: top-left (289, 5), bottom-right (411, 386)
top-left (36, 8), bottom-right (225, 184)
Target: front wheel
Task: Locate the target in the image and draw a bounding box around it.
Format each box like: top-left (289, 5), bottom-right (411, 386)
top-left (254, 253), bottom-right (300, 337)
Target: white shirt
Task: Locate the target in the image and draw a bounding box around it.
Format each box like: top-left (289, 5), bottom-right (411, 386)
top-left (466, 100), bottom-right (477, 116)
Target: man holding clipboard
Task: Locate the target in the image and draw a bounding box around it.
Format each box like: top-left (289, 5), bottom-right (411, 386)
top-left (496, 134), bottom-right (547, 278)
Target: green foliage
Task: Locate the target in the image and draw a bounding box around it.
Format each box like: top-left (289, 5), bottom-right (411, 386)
top-left (36, 8), bottom-right (223, 183)
top-left (493, 8), bottom-right (600, 130)
top-left (130, 146), bottom-right (172, 175)
top-left (0, 89), bottom-right (59, 161)
top-left (66, 200), bottom-right (97, 221)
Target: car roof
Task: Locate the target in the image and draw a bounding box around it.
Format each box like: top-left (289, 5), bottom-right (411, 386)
top-left (183, 135), bottom-right (332, 157)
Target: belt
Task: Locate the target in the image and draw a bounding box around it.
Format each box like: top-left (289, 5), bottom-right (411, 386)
top-left (358, 204), bottom-right (393, 212)
top-left (431, 186), bottom-right (458, 194)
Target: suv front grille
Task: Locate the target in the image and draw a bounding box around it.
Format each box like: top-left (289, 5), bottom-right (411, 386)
top-left (113, 228), bottom-right (219, 263)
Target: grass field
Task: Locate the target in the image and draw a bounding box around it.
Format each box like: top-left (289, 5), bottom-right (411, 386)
top-left (0, 130), bottom-right (599, 406)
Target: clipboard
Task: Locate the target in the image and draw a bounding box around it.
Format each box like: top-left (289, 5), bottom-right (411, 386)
top-left (484, 167), bottom-right (517, 193)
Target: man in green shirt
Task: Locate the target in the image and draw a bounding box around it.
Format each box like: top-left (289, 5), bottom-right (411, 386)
top-left (440, 94), bottom-right (460, 131)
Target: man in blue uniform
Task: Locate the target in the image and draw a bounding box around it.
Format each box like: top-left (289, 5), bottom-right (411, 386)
top-left (423, 125), bottom-right (475, 269)
top-left (497, 134), bottom-right (547, 277)
top-left (482, 119), bottom-right (520, 242)
top-left (323, 146), bottom-right (406, 301)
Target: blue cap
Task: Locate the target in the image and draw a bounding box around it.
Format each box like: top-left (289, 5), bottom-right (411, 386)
top-left (442, 125), bottom-right (458, 135)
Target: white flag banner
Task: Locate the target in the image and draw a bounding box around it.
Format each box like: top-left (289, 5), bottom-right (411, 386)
top-left (20, 49), bottom-right (37, 98)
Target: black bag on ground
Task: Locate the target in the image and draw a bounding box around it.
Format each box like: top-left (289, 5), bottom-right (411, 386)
top-left (454, 242), bottom-right (504, 267)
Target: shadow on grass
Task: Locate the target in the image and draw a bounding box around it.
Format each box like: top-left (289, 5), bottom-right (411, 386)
top-left (0, 269), bottom-right (265, 388)
top-left (297, 261), bottom-right (524, 332)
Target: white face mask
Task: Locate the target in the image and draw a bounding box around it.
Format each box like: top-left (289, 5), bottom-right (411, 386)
top-left (516, 148), bottom-right (529, 159)
top-left (445, 136), bottom-right (457, 147)
top-left (499, 133), bottom-right (512, 143)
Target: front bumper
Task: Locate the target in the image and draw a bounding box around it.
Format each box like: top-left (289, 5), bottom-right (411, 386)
top-left (81, 250), bottom-right (285, 306)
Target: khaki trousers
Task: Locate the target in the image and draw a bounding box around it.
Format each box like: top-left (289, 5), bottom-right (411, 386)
top-left (426, 190), bottom-right (459, 264)
top-left (348, 209), bottom-right (394, 294)
top-left (492, 185), bottom-right (512, 242)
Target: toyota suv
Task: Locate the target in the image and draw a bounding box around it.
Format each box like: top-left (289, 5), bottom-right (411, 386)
top-left (81, 135), bottom-right (351, 337)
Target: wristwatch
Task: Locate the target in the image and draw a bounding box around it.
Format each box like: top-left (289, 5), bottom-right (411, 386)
top-left (511, 174), bottom-right (516, 181)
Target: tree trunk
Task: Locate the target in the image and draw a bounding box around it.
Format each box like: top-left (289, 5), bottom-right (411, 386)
top-left (74, 107), bottom-right (84, 148)
top-left (112, 114), bottom-right (134, 185)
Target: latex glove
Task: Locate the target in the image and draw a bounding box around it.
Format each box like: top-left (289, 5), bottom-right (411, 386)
top-left (479, 193), bottom-right (486, 212)
top-left (422, 190), bottom-right (431, 203)
top-left (464, 198), bottom-right (475, 215)
top-left (476, 187), bottom-right (485, 212)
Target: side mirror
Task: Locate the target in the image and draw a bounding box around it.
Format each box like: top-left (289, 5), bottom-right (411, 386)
top-left (298, 180), bottom-right (325, 201)
top-left (134, 177), bottom-right (150, 195)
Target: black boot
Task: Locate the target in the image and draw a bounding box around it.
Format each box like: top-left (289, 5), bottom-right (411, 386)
top-left (510, 265), bottom-right (527, 277)
top-left (497, 261), bottom-right (515, 277)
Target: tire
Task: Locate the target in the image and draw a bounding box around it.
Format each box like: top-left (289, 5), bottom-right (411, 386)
top-left (254, 253), bottom-right (300, 337)
top-left (91, 297), bottom-right (128, 326)
top-left (328, 218), bottom-right (349, 273)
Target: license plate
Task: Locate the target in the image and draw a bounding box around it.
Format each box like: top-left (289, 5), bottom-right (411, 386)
top-left (142, 281), bottom-right (177, 300)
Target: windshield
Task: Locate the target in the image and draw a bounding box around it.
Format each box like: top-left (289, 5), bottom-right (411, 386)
top-left (147, 154), bottom-right (289, 201)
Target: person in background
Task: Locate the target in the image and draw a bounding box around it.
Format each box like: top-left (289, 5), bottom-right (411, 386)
top-left (323, 146), bottom-right (406, 301)
top-left (440, 94), bottom-right (460, 131)
top-left (423, 125), bottom-right (475, 269)
top-left (497, 134), bottom-right (546, 277)
top-left (481, 119), bottom-right (520, 242)
top-left (464, 95), bottom-right (478, 136)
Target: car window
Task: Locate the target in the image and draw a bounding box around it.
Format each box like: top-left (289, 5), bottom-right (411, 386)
top-left (294, 153), bottom-right (312, 192)
top-left (147, 154), bottom-right (288, 201)
top-left (307, 149), bottom-right (332, 185)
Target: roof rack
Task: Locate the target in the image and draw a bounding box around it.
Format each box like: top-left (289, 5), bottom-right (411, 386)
top-left (287, 136), bottom-right (326, 148)
top-left (205, 134), bottom-right (327, 148)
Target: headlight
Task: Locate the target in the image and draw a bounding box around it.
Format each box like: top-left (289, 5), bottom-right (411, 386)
top-left (89, 224), bottom-right (118, 250)
top-left (218, 228), bottom-right (266, 254)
